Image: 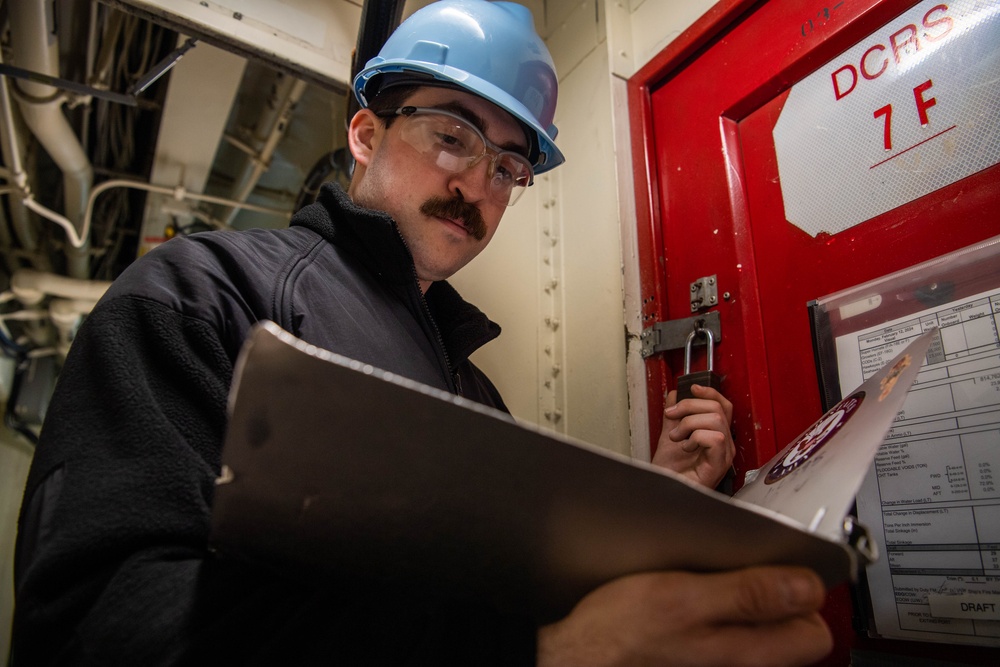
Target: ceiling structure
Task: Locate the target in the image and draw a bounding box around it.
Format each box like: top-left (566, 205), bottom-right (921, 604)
top-left (0, 0), bottom-right (383, 435)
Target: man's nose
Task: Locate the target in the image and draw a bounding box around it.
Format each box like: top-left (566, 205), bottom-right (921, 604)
top-left (447, 154), bottom-right (493, 203)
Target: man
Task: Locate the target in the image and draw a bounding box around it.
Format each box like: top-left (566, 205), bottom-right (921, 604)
top-left (13, 1), bottom-right (832, 665)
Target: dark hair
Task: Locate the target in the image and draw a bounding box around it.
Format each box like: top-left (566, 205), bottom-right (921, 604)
top-left (366, 82), bottom-right (421, 128)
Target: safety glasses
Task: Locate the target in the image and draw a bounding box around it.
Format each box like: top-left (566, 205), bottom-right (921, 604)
top-left (377, 106), bottom-right (534, 206)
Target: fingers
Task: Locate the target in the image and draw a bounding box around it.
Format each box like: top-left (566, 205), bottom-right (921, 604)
top-left (687, 568), bottom-right (832, 667)
top-left (537, 567), bottom-right (832, 667)
top-left (697, 612), bottom-right (833, 667)
top-left (664, 388), bottom-right (679, 410)
top-left (663, 385), bottom-right (733, 450)
top-left (666, 410), bottom-right (733, 472)
top-left (665, 384), bottom-right (733, 422)
top-left (692, 382), bottom-right (733, 418)
top-left (667, 410), bottom-right (731, 444)
top-left (677, 566), bottom-right (825, 624)
top-left (656, 384), bottom-right (735, 488)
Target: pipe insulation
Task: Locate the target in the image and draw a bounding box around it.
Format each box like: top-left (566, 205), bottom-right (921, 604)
top-left (49, 297), bottom-right (101, 357)
top-left (3, 176), bottom-right (289, 250)
top-left (10, 269), bottom-right (111, 306)
top-left (9, 0), bottom-right (93, 278)
top-left (83, 179), bottom-right (293, 246)
top-left (0, 52), bottom-right (41, 258)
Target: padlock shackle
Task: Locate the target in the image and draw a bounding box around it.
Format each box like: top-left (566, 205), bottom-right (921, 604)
top-left (683, 327), bottom-right (715, 374)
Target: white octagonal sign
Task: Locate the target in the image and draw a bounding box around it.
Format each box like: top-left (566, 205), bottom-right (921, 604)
top-left (773, 0), bottom-right (1000, 237)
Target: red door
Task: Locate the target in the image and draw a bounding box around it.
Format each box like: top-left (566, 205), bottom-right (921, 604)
top-left (629, 0), bottom-right (999, 662)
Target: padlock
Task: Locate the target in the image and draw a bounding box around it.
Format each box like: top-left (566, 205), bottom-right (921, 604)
top-left (675, 326), bottom-right (734, 494)
top-left (675, 326), bottom-right (722, 400)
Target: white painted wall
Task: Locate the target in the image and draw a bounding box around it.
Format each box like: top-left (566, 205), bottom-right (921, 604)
top-left (453, 0), bottom-right (633, 455)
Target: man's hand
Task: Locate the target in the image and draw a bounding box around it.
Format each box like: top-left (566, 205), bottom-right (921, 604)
top-left (652, 384), bottom-right (735, 488)
top-left (537, 566), bottom-right (832, 667)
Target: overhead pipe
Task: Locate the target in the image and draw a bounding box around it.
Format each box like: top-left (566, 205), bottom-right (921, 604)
top-left (10, 268), bottom-right (111, 306)
top-left (79, 0), bottom-right (102, 154)
top-left (0, 51), bottom-right (45, 267)
top-left (0, 175), bottom-right (291, 252)
top-left (0, 99), bottom-right (17, 255)
top-left (8, 269), bottom-right (112, 359)
top-left (0, 68), bottom-right (89, 253)
top-left (8, 0), bottom-right (94, 278)
top-left (81, 179), bottom-right (292, 245)
top-left (49, 297), bottom-right (100, 358)
top-left (218, 73), bottom-right (308, 227)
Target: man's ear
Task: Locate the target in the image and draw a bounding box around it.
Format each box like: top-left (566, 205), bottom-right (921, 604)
top-left (348, 109), bottom-right (381, 168)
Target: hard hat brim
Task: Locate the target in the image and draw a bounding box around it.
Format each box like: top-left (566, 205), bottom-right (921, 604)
top-left (355, 61), bottom-right (565, 175)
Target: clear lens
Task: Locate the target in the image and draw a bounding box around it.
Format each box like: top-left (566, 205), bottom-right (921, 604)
top-left (396, 109), bottom-right (532, 206)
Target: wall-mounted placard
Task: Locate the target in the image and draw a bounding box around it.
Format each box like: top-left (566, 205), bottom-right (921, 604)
top-left (774, 0), bottom-right (1000, 237)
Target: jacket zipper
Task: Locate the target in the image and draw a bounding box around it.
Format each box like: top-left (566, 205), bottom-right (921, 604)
top-left (396, 228), bottom-right (458, 395)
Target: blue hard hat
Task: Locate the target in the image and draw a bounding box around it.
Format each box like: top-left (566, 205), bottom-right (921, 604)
top-left (353, 0), bottom-right (564, 174)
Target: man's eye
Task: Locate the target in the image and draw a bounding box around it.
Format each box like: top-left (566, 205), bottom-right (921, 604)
top-left (498, 158), bottom-right (530, 186)
top-left (433, 131), bottom-right (466, 151)
top-left (495, 164), bottom-right (514, 182)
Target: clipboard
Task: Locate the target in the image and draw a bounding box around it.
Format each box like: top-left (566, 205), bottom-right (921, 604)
top-left (209, 321), bottom-right (935, 621)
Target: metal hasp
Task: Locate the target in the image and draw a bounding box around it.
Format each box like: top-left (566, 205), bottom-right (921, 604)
top-left (640, 310), bottom-right (721, 359)
top-left (690, 274), bottom-right (718, 312)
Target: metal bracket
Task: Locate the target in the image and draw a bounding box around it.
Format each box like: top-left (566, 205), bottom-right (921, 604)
top-left (843, 515), bottom-right (878, 566)
top-left (0, 62), bottom-right (137, 106)
top-left (0, 37), bottom-right (198, 107)
top-left (640, 310), bottom-right (721, 359)
top-left (690, 274), bottom-right (718, 312)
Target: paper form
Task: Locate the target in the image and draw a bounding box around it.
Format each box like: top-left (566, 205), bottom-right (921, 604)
top-left (837, 288), bottom-right (1000, 647)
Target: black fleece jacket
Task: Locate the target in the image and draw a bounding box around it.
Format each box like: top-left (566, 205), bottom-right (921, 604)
top-left (12, 184), bottom-right (536, 666)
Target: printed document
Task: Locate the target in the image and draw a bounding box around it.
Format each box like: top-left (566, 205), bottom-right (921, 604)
top-left (837, 288), bottom-right (1000, 647)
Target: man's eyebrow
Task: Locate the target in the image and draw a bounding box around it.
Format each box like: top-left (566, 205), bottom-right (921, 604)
top-left (436, 101), bottom-right (528, 155)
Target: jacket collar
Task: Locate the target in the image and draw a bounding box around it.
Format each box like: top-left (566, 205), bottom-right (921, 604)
top-left (291, 183), bottom-right (501, 365)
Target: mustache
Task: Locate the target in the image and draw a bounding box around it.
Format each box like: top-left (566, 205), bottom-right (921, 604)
top-left (420, 196), bottom-right (487, 241)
